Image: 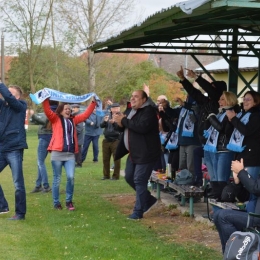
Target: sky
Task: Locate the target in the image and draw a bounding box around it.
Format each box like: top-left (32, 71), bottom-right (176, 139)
top-left (139, 0), bottom-right (185, 18)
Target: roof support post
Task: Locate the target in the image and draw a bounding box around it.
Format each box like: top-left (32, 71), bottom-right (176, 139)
top-left (228, 28), bottom-right (238, 94)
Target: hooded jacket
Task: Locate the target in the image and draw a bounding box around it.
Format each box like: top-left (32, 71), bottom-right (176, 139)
top-left (0, 83), bottom-right (28, 152)
top-left (115, 98), bottom-right (161, 164)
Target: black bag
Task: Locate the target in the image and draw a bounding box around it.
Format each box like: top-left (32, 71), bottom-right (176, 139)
top-left (221, 183), bottom-right (250, 203)
top-left (223, 231), bottom-right (260, 260)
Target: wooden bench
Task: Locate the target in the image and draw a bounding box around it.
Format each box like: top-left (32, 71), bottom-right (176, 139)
top-left (150, 172), bottom-right (204, 217)
top-left (168, 182), bottom-right (204, 217)
top-left (149, 173), bottom-right (169, 200)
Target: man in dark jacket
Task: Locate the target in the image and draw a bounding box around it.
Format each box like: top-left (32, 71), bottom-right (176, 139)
top-left (0, 83), bottom-right (28, 220)
top-left (113, 90), bottom-right (161, 219)
top-left (100, 103), bottom-right (121, 180)
top-left (71, 104), bottom-right (84, 167)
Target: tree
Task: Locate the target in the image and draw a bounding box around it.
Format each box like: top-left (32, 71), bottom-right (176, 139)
top-left (58, 0), bottom-right (136, 92)
top-left (8, 46), bottom-right (89, 97)
top-left (1, 0), bottom-right (55, 95)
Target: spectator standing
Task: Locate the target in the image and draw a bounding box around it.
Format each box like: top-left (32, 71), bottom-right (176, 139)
top-left (81, 107), bottom-right (103, 163)
top-left (100, 103), bottom-right (122, 180)
top-left (71, 104), bottom-right (84, 168)
top-left (0, 83), bottom-right (28, 220)
top-left (203, 91), bottom-right (239, 199)
top-left (30, 100), bottom-right (58, 193)
top-left (226, 90), bottom-right (260, 212)
top-left (42, 99), bottom-right (96, 210)
top-left (113, 90), bottom-right (161, 220)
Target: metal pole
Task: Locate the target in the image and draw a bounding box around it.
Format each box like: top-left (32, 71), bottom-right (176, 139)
top-left (1, 31), bottom-right (4, 84)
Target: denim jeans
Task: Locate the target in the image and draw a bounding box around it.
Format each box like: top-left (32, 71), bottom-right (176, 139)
top-left (0, 185), bottom-right (8, 209)
top-left (204, 150), bottom-right (215, 180)
top-left (82, 135), bottom-right (100, 162)
top-left (125, 156), bottom-right (156, 217)
top-left (244, 166), bottom-right (260, 213)
top-left (0, 150), bottom-right (26, 216)
top-left (36, 138), bottom-right (50, 188)
top-left (214, 209), bottom-right (260, 253)
top-left (204, 150), bottom-right (233, 181)
top-left (51, 159), bottom-right (75, 206)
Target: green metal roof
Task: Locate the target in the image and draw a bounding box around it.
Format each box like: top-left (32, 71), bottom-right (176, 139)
top-left (90, 0), bottom-right (260, 57)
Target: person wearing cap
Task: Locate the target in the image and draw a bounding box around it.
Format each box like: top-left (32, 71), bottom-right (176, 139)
top-left (71, 104), bottom-right (84, 168)
top-left (30, 100), bottom-right (59, 193)
top-left (100, 103), bottom-right (122, 180)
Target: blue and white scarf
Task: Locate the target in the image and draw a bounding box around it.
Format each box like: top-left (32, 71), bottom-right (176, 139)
top-left (30, 88), bottom-right (103, 116)
top-left (176, 108), bottom-right (195, 137)
top-left (203, 112), bottom-right (226, 153)
top-left (227, 112), bottom-right (251, 152)
top-left (165, 132), bottom-right (178, 150)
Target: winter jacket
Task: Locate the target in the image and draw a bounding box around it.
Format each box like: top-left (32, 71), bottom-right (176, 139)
top-left (72, 111), bottom-right (84, 145)
top-left (100, 114), bottom-right (121, 141)
top-left (230, 106), bottom-right (260, 166)
top-left (164, 99), bottom-right (200, 146)
top-left (179, 78), bottom-right (226, 145)
top-left (115, 104), bottom-right (161, 164)
top-left (0, 83), bottom-right (28, 152)
top-left (206, 105), bottom-right (240, 152)
top-left (238, 169), bottom-right (260, 215)
top-left (43, 99), bottom-right (96, 153)
top-left (85, 112), bottom-right (103, 136)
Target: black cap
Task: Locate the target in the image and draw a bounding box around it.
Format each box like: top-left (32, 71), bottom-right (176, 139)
top-left (111, 103), bottom-right (120, 107)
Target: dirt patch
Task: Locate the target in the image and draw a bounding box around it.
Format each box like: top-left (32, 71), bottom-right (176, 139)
top-left (105, 194), bottom-right (222, 253)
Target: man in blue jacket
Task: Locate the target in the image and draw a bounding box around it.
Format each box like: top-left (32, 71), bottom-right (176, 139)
top-left (81, 107), bottom-right (103, 163)
top-left (0, 82), bottom-right (28, 220)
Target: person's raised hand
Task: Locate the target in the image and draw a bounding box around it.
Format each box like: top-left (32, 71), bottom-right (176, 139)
top-left (185, 68), bottom-right (198, 79)
top-left (176, 66), bottom-right (185, 80)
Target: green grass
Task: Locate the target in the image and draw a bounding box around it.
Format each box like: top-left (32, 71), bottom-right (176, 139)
top-left (0, 125), bottom-right (222, 260)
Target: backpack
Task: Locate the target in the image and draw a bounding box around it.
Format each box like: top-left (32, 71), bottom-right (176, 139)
top-left (175, 169), bottom-right (193, 185)
top-left (221, 183), bottom-right (250, 203)
top-left (223, 231), bottom-right (260, 260)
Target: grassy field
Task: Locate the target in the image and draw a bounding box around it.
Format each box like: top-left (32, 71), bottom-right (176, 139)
top-left (0, 125), bottom-right (222, 260)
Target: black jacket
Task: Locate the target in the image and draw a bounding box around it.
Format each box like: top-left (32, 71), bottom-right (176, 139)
top-left (180, 78), bottom-right (223, 145)
top-left (231, 106), bottom-right (260, 166)
top-left (100, 114), bottom-right (121, 141)
top-left (207, 105), bottom-right (240, 152)
top-left (115, 105), bottom-right (161, 164)
top-left (238, 169), bottom-right (260, 215)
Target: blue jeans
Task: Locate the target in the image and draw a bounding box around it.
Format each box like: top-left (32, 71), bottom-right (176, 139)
top-left (204, 151), bottom-right (233, 181)
top-left (125, 156), bottom-right (156, 218)
top-left (214, 209), bottom-right (260, 253)
top-left (36, 138), bottom-right (50, 188)
top-left (82, 135), bottom-right (100, 162)
top-left (51, 159), bottom-right (75, 206)
top-left (245, 166), bottom-right (260, 213)
top-left (0, 150), bottom-right (26, 216)
top-left (0, 185), bottom-right (8, 209)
